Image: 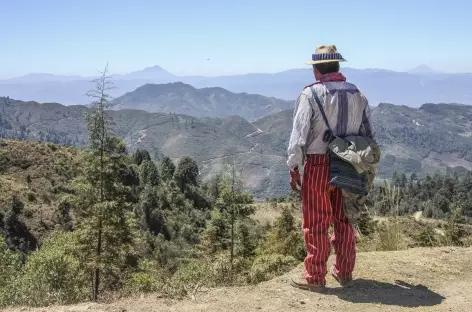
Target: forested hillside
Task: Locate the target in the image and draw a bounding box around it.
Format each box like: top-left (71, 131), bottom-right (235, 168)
top-left (4, 95), bottom-right (472, 199)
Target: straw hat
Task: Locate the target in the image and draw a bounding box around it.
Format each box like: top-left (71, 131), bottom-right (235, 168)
top-left (306, 45), bottom-right (347, 65)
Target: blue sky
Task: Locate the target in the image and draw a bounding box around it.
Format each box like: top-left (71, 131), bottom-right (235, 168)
top-left (1, 0), bottom-right (470, 78)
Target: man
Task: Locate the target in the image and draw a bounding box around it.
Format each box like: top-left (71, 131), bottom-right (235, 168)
top-left (287, 45), bottom-right (373, 290)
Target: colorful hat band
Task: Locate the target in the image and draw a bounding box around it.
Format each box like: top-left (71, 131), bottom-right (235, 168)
top-left (311, 52), bottom-right (344, 61)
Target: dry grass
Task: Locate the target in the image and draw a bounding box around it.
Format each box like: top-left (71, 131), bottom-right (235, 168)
top-left (251, 202), bottom-right (302, 225)
top-left (252, 197), bottom-right (472, 253)
top-left (366, 218), bottom-right (409, 251)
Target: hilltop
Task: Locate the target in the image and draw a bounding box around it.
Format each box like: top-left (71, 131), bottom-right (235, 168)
top-left (4, 96), bottom-right (472, 197)
top-left (5, 247), bottom-right (472, 312)
top-left (112, 82), bottom-right (292, 120)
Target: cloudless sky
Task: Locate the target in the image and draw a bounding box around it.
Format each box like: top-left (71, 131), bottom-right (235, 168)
top-left (0, 0), bottom-right (470, 78)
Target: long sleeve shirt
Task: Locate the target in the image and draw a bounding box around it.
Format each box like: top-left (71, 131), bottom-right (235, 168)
top-left (287, 81), bottom-right (373, 170)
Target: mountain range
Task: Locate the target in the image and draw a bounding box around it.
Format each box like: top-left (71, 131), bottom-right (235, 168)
top-left (2, 91), bottom-right (472, 198)
top-left (1, 65), bottom-right (471, 107)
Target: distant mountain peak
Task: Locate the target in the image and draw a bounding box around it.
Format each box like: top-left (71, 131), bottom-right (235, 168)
top-left (139, 65), bottom-right (168, 73)
top-left (134, 81), bottom-right (195, 92)
top-left (409, 65), bottom-right (438, 74)
top-left (123, 65), bottom-right (176, 80)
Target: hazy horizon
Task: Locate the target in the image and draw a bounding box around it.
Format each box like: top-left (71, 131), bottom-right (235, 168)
top-left (1, 64), bottom-right (467, 81)
top-left (1, 0), bottom-right (471, 79)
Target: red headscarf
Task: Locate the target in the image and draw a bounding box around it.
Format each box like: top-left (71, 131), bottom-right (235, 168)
top-left (318, 72), bottom-right (346, 83)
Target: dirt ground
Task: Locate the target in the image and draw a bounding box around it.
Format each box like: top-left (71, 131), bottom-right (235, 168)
top-left (4, 247), bottom-right (472, 312)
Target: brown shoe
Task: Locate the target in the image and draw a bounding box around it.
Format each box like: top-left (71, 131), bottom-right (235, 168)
top-left (331, 268), bottom-right (353, 287)
top-left (290, 276), bottom-right (325, 292)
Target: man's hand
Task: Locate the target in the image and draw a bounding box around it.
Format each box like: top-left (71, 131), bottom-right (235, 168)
top-left (290, 167), bottom-right (301, 192)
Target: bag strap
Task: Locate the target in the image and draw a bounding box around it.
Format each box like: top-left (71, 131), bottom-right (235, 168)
top-left (310, 87), bottom-right (332, 133)
top-left (310, 87), bottom-right (334, 143)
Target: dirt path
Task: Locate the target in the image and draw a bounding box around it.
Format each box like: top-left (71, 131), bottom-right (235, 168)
top-left (5, 247), bottom-right (472, 312)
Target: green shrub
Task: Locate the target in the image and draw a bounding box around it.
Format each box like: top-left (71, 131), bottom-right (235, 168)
top-left (356, 207), bottom-right (377, 237)
top-left (208, 253), bottom-right (250, 286)
top-left (247, 254), bottom-right (298, 284)
top-left (441, 207), bottom-right (468, 246)
top-left (261, 207), bottom-right (305, 261)
top-left (15, 232), bottom-right (88, 307)
top-left (124, 260), bottom-right (165, 294)
top-left (166, 259), bottom-right (215, 298)
top-left (413, 224), bottom-right (438, 247)
top-left (0, 236), bottom-right (22, 307)
top-left (47, 143), bottom-right (58, 151)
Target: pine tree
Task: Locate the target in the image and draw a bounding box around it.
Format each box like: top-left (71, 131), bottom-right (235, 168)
top-left (160, 156), bottom-right (175, 182)
top-left (199, 160), bottom-right (254, 272)
top-left (235, 221), bottom-right (257, 259)
top-left (218, 159), bottom-right (254, 270)
top-left (200, 209), bottom-right (230, 255)
top-left (133, 149), bottom-right (151, 166)
top-left (73, 65), bottom-right (136, 300)
top-left (263, 207), bottom-right (306, 261)
top-left (174, 156), bottom-right (199, 192)
top-left (137, 184), bottom-right (166, 236)
top-left (139, 160), bottom-right (160, 187)
top-left (173, 156), bottom-right (210, 210)
top-left (444, 204), bottom-right (467, 246)
top-left (204, 172), bottom-right (224, 203)
top-left (217, 183), bottom-right (254, 270)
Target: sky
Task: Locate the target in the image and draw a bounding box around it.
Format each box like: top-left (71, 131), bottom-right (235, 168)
top-left (1, 0), bottom-right (471, 78)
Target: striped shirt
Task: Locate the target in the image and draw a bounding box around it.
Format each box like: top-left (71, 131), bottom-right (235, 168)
top-left (287, 81), bottom-right (373, 170)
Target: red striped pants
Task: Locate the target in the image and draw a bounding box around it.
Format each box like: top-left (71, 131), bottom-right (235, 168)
top-left (302, 154), bottom-right (356, 286)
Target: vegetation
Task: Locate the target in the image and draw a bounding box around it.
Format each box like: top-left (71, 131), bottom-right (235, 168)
top-left (2, 129), bottom-right (472, 307)
top-left (0, 74), bottom-right (305, 307)
top-left (372, 171), bottom-right (472, 222)
top-left (2, 77), bottom-right (472, 307)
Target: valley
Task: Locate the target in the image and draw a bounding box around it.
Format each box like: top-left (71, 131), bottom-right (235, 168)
top-left (3, 91), bottom-right (472, 198)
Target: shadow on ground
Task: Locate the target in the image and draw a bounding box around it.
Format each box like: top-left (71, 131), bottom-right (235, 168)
top-left (326, 279), bottom-right (446, 308)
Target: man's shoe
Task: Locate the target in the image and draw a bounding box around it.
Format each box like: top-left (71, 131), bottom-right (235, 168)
top-left (331, 267), bottom-right (353, 287)
top-left (290, 276), bottom-right (325, 292)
